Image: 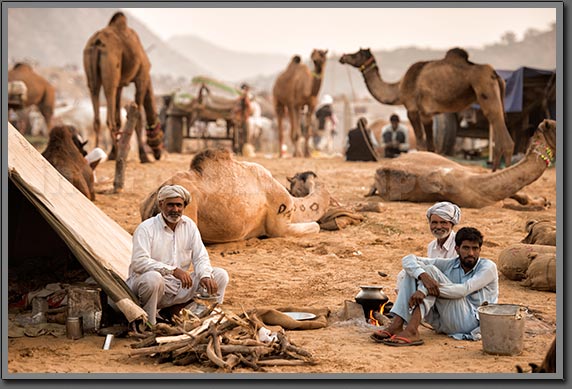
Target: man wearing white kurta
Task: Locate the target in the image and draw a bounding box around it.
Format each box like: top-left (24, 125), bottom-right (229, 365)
top-left (126, 185), bottom-right (229, 325)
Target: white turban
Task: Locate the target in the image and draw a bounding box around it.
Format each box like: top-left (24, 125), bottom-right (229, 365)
top-left (157, 185), bottom-right (191, 206)
top-left (426, 201), bottom-right (461, 225)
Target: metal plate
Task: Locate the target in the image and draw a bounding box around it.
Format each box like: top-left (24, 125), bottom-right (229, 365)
top-left (283, 312), bottom-right (317, 321)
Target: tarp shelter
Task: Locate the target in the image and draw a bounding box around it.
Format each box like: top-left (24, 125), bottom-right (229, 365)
top-left (7, 123), bottom-right (147, 324)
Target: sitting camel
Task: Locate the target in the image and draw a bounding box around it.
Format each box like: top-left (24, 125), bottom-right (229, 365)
top-left (83, 11), bottom-right (163, 163)
top-left (42, 125), bottom-right (95, 201)
top-left (140, 148), bottom-right (331, 243)
top-left (8, 63), bottom-right (55, 131)
top-left (367, 119), bottom-right (556, 208)
top-left (339, 47), bottom-right (513, 171)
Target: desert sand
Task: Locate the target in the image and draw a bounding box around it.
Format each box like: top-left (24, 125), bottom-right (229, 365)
top-left (7, 148), bottom-right (557, 376)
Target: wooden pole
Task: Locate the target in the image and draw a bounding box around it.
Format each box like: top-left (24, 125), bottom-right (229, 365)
top-left (114, 103), bottom-right (139, 193)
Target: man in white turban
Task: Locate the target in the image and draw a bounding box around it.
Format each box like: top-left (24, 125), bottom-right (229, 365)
top-left (372, 201), bottom-right (462, 342)
top-left (126, 184), bottom-right (229, 326)
top-left (425, 201), bottom-right (461, 258)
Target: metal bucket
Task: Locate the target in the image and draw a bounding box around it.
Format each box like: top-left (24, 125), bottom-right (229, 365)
top-left (66, 316), bottom-right (84, 340)
top-left (477, 304), bottom-right (526, 356)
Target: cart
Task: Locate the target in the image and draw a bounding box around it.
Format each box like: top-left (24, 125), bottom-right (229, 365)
top-left (163, 76), bottom-right (248, 154)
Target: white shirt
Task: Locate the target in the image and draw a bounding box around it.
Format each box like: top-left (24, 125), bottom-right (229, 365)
top-left (129, 213), bottom-right (213, 280)
top-left (380, 123), bottom-right (410, 151)
top-left (427, 230), bottom-right (457, 259)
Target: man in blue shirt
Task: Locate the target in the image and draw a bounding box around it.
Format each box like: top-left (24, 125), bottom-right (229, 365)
top-left (373, 227), bottom-right (498, 346)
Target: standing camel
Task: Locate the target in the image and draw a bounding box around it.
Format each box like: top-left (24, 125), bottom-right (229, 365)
top-left (8, 63), bottom-right (55, 131)
top-left (83, 11), bottom-right (163, 163)
top-left (340, 48), bottom-right (514, 171)
top-left (273, 49), bottom-right (328, 158)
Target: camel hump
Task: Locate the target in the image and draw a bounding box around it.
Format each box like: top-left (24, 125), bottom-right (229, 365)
top-left (190, 148), bottom-right (233, 174)
top-left (445, 47), bottom-right (473, 64)
top-left (108, 11), bottom-right (128, 29)
top-left (291, 55), bottom-right (301, 64)
top-left (12, 62), bottom-right (31, 70)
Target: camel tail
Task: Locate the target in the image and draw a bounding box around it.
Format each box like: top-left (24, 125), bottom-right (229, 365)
top-left (84, 44), bottom-right (101, 95)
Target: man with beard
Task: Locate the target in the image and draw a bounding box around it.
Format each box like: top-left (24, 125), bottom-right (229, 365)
top-left (392, 201), bottom-right (461, 297)
top-left (371, 227), bottom-right (498, 346)
top-left (126, 185), bottom-right (229, 326)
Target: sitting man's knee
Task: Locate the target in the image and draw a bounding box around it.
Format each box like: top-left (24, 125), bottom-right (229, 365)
top-left (213, 267), bottom-right (229, 286)
top-left (140, 271), bottom-right (165, 288)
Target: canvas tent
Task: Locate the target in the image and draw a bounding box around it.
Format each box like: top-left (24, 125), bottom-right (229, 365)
top-left (7, 123), bottom-right (147, 324)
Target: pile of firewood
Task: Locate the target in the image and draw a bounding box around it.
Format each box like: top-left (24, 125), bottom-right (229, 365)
top-left (128, 305), bottom-right (317, 372)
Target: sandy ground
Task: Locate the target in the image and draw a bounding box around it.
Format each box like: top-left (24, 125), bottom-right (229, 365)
top-left (6, 147), bottom-right (558, 376)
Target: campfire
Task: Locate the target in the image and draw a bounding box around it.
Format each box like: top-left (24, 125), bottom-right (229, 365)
top-left (354, 285), bottom-right (391, 326)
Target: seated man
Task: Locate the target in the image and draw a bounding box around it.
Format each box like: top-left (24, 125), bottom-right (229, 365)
top-left (345, 117), bottom-right (379, 161)
top-left (372, 227), bottom-right (498, 346)
top-left (126, 185), bottom-right (229, 326)
top-left (380, 114), bottom-right (409, 158)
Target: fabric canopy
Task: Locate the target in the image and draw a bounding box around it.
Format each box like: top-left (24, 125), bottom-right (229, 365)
top-left (7, 124), bottom-right (146, 323)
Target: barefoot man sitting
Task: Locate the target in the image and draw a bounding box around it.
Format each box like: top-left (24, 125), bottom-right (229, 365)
top-left (373, 227), bottom-right (498, 346)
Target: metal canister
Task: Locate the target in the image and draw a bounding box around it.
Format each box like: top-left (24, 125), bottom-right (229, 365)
top-left (66, 316), bottom-right (83, 340)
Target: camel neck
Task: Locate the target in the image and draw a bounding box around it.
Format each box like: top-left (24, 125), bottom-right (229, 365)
top-left (311, 70), bottom-right (323, 97)
top-left (361, 62), bottom-right (401, 105)
top-left (472, 138), bottom-right (552, 201)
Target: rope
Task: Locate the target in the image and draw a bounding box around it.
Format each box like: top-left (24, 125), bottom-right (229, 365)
top-left (358, 120), bottom-right (379, 162)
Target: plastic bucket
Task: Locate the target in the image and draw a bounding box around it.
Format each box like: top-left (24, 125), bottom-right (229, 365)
top-left (477, 304), bottom-right (526, 355)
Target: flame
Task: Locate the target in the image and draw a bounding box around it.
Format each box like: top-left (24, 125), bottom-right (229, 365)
top-left (368, 301), bottom-right (387, 326)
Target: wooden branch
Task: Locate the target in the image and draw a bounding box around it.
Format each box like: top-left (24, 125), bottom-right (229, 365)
top-left (206, 337), bottom-right (228, 370)
top-left (256, 359), bottom-right (318, 366)
top-left (113, 102), bottom-right (139, 193)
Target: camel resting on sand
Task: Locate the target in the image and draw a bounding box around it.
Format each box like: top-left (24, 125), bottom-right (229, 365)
top-left (367, 119), bottom-right (556, 209)
top-left (140, 148), bottom-right (331, 243)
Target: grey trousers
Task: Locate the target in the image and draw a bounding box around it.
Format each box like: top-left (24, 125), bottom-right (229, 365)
top-left (127, 267), bottom-right (229, 325)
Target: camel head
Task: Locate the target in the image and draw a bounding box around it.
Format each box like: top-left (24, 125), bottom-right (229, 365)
top-left (526, 119), bottom-right (556, 162)
top-left (339, 48), bottom-right (374, 68)
top-left (287, 171), bottom-right (317, 197)
top-left (311, 49), bottom-right (328, 73)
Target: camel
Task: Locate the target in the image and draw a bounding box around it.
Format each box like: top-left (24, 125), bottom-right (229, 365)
top-left (42, 125), bottom-right (95, 201)
top-left (83, 11), bottom-right (163, 163)
top-left (516, 338), bottom-right (556, 373)
top-left (339, 48), bottom-right (514, 171)
top-left (366, 119), bottom-right (556, 209)
top-left (8, 63), bottom-right (55, 130)
top-left (139, 148), bottom-right (331, 243)
top-left (273, 49), bottom-right (328, 158)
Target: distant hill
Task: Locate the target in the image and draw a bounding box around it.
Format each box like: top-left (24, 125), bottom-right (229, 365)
top-left (7, 8), bottom-right (210, 83)
top-left (7, 7), bottom-right (556, 100)
top-left (167, 34), bottom-right (291, 83)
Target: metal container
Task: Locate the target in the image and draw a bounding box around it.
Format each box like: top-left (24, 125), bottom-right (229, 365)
top-left (66, 316), bottom-right (84, 340)
top-left (477, 303), bottom-right (527, 355)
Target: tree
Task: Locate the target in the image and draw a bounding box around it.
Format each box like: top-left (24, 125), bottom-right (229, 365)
top-left (500, 31), bottom-right (517, 45)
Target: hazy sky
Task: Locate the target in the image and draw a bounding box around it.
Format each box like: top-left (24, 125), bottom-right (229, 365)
top-left (123, 7), bottom-right (556, 56)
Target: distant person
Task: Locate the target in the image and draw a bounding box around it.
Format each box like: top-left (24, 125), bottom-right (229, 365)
top-left (345, 117), bottom-right (378, 162)
top-left (381, 114), bottom-right (409, 158)
top-left (313, 94), bottom-right (338, 153)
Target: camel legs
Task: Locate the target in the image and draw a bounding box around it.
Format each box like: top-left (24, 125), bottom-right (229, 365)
top-left (142, 82), bottom-right (163, 161)
top-left (303, 106), bottom-right (314, 158)
top-left (288, 105), bottom-right (303, 157)
top-left (38, 87), bottom-right (55, 130)
top-left (474, 81), bottom-right (514, 171)
top-left (275, 103), bottom-right (286, 157)
top-left (133, 80), bottom-right (152, 163)
top-left (88, 84), bottom-right (102, 148)
top-left (407, 110), bottom-right (430, 151)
